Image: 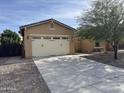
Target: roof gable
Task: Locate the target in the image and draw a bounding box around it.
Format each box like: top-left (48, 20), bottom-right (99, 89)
top-left (20, 18), bottom-right (76, 31)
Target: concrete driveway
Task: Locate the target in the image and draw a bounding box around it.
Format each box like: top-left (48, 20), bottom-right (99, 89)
top-left (34, 55), bottom-right (124, 93)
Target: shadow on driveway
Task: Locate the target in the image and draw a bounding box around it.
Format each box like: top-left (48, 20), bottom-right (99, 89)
top-left (34, 55), bottom-right (124, 93)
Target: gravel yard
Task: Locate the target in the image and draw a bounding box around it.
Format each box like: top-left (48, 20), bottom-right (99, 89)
top-left (0, 57), bottom-right (50, 93)
top-left (83, 50), bottom-right (124, 69)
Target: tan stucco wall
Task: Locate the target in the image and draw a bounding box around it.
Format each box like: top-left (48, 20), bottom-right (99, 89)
top-left (23, 22), bottom-right (75, 58)
top-left (100, 41), bottom-right (107, 51)
top-left (81, 40), bottom-right (110, 53)
top-left (74, 37), bottom-right (81, 52)
top-left (100, 42), bottom-right (113, 51)
top-left (74, 38), bottom-right (111, 53)
top-left (81, 39), bottom-right (94, 53)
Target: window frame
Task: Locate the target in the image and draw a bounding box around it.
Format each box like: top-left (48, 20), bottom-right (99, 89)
top-left (95, 42), bottom-right (100, 47)
top-left (43, 36), bottom-right (51, 40)
top-left (53, 37), bottom-right (60, 40)
top-left (62, 37), bottom-right (69, 40)
top-left (32, 36), bottom-right (41, 39)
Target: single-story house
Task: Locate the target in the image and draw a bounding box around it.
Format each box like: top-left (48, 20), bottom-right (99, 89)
top-left (19, 18), bottom-right (76, 58)
top-left (74, 38), bottom-right (112, 53)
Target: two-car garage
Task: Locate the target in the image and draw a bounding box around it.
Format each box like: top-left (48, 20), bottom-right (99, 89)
top-left (32, 35), bottom-right (70, 57)
top-left (20, 18), bottom-right (75, 58)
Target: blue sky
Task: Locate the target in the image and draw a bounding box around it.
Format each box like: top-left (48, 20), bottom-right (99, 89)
top-left (0, 0), bottom-right (90, 32)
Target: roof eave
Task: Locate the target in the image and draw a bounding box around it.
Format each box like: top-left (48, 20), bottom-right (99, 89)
top-left (20, 18), bottom-right (77, 31)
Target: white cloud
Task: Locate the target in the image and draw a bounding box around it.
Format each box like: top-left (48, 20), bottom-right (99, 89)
top-left (0, 0), bottom-right (91, 31)
top-left (52, 10), bottom-right (82, 19)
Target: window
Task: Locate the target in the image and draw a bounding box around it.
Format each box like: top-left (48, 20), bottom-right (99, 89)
top-left (50, 23), bottom-right (54, 29)
top-left (43, 36), bottom-right (51, 39)
top-left (95, 42), bottom-right (100, 47)
top-left (32, 36), bottom-right (41, 39)
top-left (53, 37), bottom-right (60, 39)
top-left (62, 37), bottom-right (68, 40)
top-left (50, 23), bottom-right (54, 28)
top-left (49, 22), bottom-right (55, 30)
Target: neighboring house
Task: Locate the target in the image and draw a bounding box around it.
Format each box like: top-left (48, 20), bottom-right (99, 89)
top-left (19, 18), bottom-right (76, 58)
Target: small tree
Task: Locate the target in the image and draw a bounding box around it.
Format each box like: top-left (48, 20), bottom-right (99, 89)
top-left (78, 0), bottom-right (124, 59)
top-left (1, 29), bottom-right (21, 44)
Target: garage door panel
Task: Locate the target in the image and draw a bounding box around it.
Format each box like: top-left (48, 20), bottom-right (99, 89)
top-left (32, 36), bottom-right (70, 57)
top-left (32, 40), bottom-right (42, 56)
